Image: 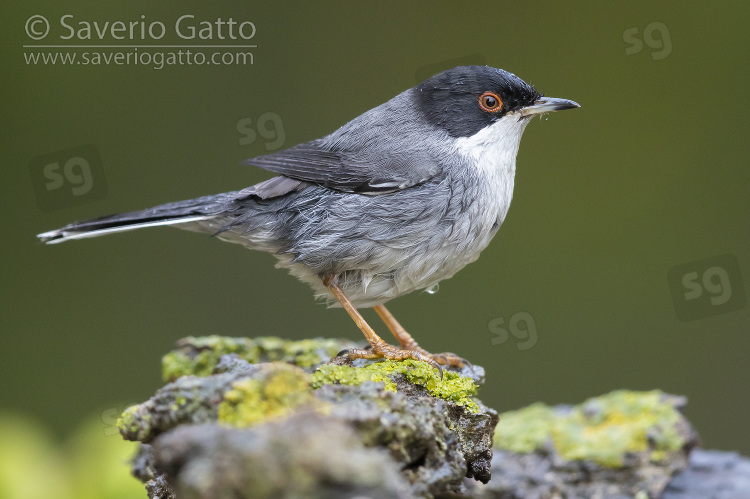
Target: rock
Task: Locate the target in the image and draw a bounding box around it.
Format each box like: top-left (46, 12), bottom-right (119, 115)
top-left (662, 449), bottom-right (750, 499)
top-left (149, 417), bottom-right (411, 499)
top-left (463, 390), bottom-right (701, 498)
top-left (314, 381), bottom-right (495, 493)
top-left (119, 337), bottom-right (750, 498)
top-left (119, 336), bottom-right (496, 498)
top-left (463, 447), bottom-right (750, 499)
top-left (161, 335), bottom-right (361, 382)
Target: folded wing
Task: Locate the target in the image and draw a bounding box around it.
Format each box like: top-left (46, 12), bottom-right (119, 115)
top-left (244, 138), bottom-right (441, 194)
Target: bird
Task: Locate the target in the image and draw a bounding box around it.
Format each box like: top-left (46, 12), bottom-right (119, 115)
top-left (37, 65), bottom-right (579, 374)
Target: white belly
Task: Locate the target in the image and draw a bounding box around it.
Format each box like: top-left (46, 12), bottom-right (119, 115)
top-left (279, 159), bottom-right (517, 309)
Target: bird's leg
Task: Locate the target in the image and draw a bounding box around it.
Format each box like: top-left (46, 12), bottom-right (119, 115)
top-left (373, 304), bottom-right (466, 367)
top-left (322, 275), bottom-right (442, 376)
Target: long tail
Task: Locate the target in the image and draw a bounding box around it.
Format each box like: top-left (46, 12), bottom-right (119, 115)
top-left (37, 176), bottom-right (308, 244)
top-left (37, 192), bottom-right (239, 244)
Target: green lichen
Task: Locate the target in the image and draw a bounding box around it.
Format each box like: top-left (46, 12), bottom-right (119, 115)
top-left (116, 405), bottom-right (149, 439)
top-left (170, 395), bottom-right (188, 412)
top-left (162, 336), bottom-right (260, 381)
top-left (255, 337), bottom-right (352, 369)
top-left (494, 390), bottom-right (687, 467)
top-left (162, 336), bottom-right (354, 382)
top-left (311, 359), bottom-right (480, 412)
top-left (218, 363), bottom-right (315, 427)
top-left (493, 402), bottom-right (555, 453)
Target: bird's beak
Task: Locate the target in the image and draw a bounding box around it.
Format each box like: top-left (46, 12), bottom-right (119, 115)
top-left (517, 97), bottom-right (580, 117)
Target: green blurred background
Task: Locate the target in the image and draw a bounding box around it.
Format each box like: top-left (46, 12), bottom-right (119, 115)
top-left (2, 1), bottom-right (748, 493)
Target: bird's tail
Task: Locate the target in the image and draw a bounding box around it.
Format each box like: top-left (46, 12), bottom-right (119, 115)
top-left (36, 192), bottom-right (237, 244)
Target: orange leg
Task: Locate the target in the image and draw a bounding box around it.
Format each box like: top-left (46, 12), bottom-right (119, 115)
top-left (322, 275), bottom-right (443, 376)
top-left (373, 304), bottom-right (466, 367)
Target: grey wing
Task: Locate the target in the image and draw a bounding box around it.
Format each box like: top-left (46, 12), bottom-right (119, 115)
top-left (244, 138), bottom-right (441, 194)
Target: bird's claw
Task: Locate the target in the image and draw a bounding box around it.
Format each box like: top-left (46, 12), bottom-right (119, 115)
top-left (427, 351), bottom-right (468, 368)
top-left (416, 352), bottom-right (444, 380)
top-left (336, 345), bottom-right (444, 380)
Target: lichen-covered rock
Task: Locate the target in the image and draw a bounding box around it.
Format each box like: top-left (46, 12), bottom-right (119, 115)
top-left (217, 362), bottom-right (316, 427)
top-left (495, 390), bottom-right (695, 467)
top-left (121, 336), bottom-right (497, 498)
top-left (117, 372), bottom-right (238, 443)
top-left (149, 417), bottom-right (412, 499)
top-left (118, 361), bottom-right (314, 442)
top-left (120, 337), bottom-right (750, 498)
top-left (315, 381), bottom-right (496, 493)
top-left (312, 359), bottom-right (481, 411)
top-left (162, 336), bottom-right (359, 381)
top-left (465, 390), bottom-right (701, 498)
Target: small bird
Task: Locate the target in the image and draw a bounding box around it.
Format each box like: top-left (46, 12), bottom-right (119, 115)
top-left (38, 66), bottom-right (579, 374)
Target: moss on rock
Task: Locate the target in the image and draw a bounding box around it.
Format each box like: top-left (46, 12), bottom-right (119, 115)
top-left (162, 336), bottom-right (260, 381)
top-left (311, 359), bottom-right (480, 412)
top-left (218, 363), bottom-right (315, 428)
top-left (116, 405), bottom-right (147, 440)
top-left (162, 336), bottom-right (357, 382)
top-left (492, 402), bottom-right (555, 454)
top-left (495, 390), bottom-right (690, 467)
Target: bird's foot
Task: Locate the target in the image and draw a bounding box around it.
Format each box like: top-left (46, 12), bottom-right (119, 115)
top-left (337, 344), bottom-right (444, 379)
top-left (421, 350), bottom-right (469, 368)
top-left (370, 304), bottom-right (468, 368)
top-left (399, 344), bottom-right (468, 368)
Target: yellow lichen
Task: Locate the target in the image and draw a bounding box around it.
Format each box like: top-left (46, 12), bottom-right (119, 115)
top-left (115, 405), bottom-right (144, 436)
top-left (311, 359), bottom-right (480, 412)
top-left (494, 390), bottom-right (687, 467)
top-left (493, 403), bottom-right (555, 453)
top-left (162, 336), bottom-right (354, 381)
top-left (218, 363), bottom-right (315, 427)
top-left (162, 336), bottom-right (260, 381)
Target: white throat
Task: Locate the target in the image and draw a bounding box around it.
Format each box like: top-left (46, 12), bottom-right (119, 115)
top-left (452, 115), bottom-right (532, 231)
top-left (453, 115), bottom-right (531, 177)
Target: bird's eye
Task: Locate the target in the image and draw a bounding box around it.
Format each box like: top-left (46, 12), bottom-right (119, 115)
top-left (479, 92), bottom-right (502, 112)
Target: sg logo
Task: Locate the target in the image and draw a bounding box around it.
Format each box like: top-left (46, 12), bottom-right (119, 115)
top-left (100, 405), bottom-right (135, 437)
top-left (623, 21), bottom-right (672, 60)
top-left (488, 311), bottom-right (538, 351)
top-left (237, 112), bottom-right (285, 151)
top-left (668, 254), bottom-right (746, 321)
top-left (43, 156), bottom-right (95, 196)
top-left (29, 144), bottom-right (107, 212)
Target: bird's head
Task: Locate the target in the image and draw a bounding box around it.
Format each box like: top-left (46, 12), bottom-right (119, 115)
top-left (414, 65), bottom-right (579, 139)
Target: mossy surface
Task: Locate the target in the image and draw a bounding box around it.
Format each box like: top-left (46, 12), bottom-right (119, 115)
top-left (495, 390), bottom-right (687, 467)
top-left (218, 363), bottom-right (315, 428)
top-left (311, 359), bottom-right (480, 412)
top-left (493, 402), bottom-right (555, 454)
top-left (162, 336), bottom-right (259, 381)
top-left (162, 336), bottom-right (355, 381)
top-left (116, 405), bottom-right (143, 438)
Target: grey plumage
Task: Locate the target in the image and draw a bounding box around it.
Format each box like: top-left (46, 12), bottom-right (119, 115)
top-left (38, 66), bottom-right (579, 310)
top-left (246, 87), bottom-right (443, 194)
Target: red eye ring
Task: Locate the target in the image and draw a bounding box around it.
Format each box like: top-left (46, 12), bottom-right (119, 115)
top-left (479, 92), bottom-right (502, 112)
